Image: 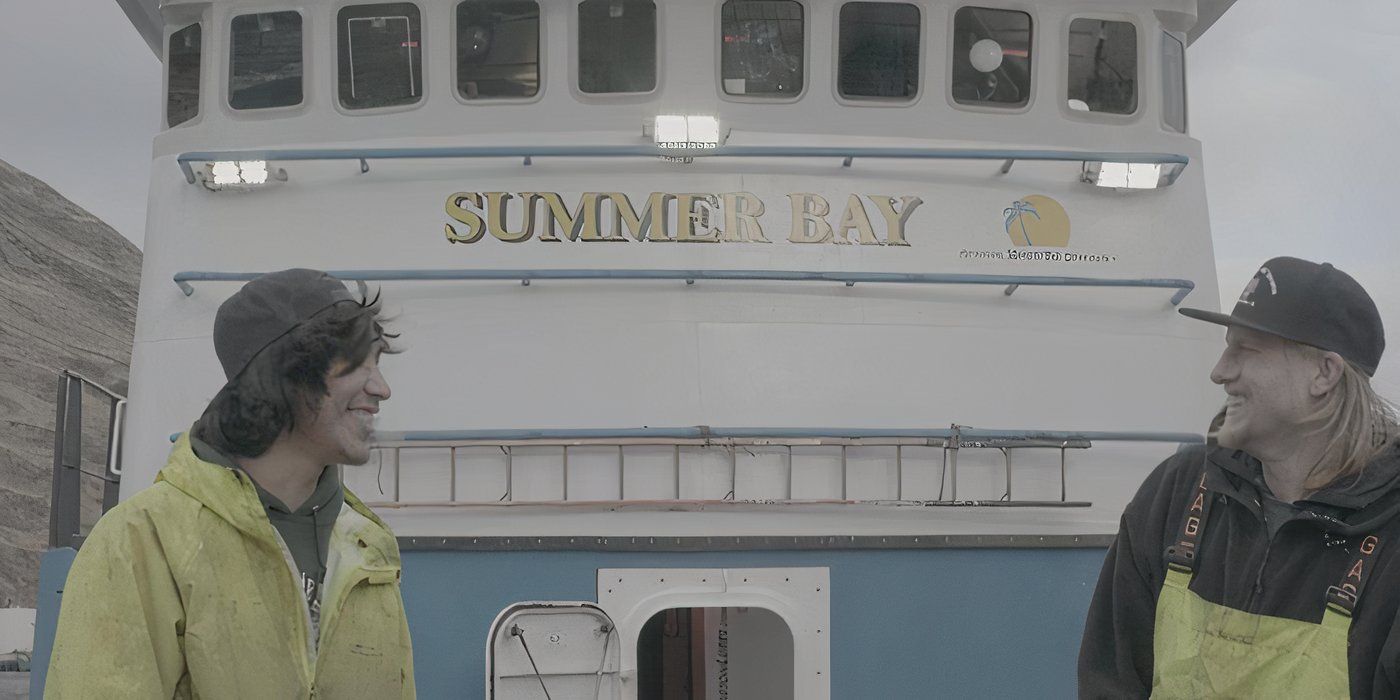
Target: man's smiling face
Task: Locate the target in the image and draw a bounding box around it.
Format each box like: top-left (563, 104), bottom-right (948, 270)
top-left (295, 341), bottom-right (391, 466)
top-left (1210, 326), bottom-right (1318, 457)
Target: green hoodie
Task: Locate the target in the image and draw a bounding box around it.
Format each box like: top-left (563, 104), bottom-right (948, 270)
top-left (46, 433), bottom-right (415, 698)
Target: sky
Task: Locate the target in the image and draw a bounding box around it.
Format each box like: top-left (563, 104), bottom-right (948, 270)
top-left (1, 0), bottom-right (1398, 396)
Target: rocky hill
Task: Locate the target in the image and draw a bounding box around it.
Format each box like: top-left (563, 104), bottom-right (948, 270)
top-left (0, 158), bottom-right (141, 607)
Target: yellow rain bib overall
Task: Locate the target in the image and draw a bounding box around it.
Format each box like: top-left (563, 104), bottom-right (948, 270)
top-left (1150, 473), bottom-right (1381, 699)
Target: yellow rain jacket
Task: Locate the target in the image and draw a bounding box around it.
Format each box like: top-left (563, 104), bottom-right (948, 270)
top-left (46, 434), bottom-right (415, 698)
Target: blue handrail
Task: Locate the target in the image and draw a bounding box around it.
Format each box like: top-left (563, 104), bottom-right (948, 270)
top-left (383, 426), bottom-right (1204, 444)
top-left (174, 268), bottom-right (1195, 304)
top-left (176, 145), bottom-right (1190, 184)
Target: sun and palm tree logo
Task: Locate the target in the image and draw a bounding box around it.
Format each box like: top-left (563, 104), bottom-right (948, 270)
top-left (1002, 195), bottom-right (1070, 247)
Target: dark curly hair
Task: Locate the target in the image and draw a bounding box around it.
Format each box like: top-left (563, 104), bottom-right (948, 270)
top-left (192, 291), bottom-right (399, 459)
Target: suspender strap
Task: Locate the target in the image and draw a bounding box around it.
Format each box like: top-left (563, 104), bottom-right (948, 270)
top-left (1326, 534), bottom-right (1382, 618)
top-left (1164, 470), bottom-right (1212, 574)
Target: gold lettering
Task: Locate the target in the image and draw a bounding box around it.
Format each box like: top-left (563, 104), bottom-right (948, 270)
top-left (485, 192), bottom-right (537, 243)
top-left (721, 192), bottom-right (769, 243)
top-left (834, 194), bottom-right (880, 245)
top-left (788, 193), bottom-right (833, 243)
top-left (1362, 535), bottom-right (1378, 555)
top-left (675, 194), bottom-right (720, 242)
top-left (526, 192), bottom-right (602, 242)
top-left (1349, 559), bottom-right (1364, 580)
top-left (604, 192), bottom-right (675, 242)
top-left (444, 192), bottom-right (485, 244)
top-left (1184, 516), bottom-right (1199, 536)
top-left (867, 195), bottom-right (924, 246)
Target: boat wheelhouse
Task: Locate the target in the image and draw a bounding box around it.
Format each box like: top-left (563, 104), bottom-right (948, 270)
top-left (37, 0), bottom-right (1234, 696)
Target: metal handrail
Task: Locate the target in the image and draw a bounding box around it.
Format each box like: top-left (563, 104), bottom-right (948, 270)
top-left (174, 268), bottom-right (1196, 305)
top-left (176, 144), bottom-right (1190, 184)
top-left (380, 426), bottom-right (1203, 444)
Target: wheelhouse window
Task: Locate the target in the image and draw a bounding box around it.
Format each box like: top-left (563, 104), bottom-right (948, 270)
top-left (457, 1), bottom-right (540, 99)
top-left (721, 0), bottom-right (804, 97)
top-left (167, 23), bottom-right (201, 126)
top-left (1067, 19), bottom-right (1136, 115)
top-left (578, 0), bottom-right (656, 94)
top-left (229, 12), bottom-right (304, 110)
top-left (1161, 31), bottom-right (1186, 132)
top-left (951, 6), bottom-right (1032, 108)
top-left (338, 3), bottom-right (423, 110)
top-left (838, 2), bottom-right (919, 100)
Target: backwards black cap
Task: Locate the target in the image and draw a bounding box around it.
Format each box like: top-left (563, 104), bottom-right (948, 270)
top-left (1179, 256), bottom-right (1385, 376)
top-left (213, 269), bottom-right (356, 381)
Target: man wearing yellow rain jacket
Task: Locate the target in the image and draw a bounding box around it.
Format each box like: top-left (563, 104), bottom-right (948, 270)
top-left (46, 269), bottom-right (414, 698)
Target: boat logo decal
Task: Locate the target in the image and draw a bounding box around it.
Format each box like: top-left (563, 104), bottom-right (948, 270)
top-left (1003, 195), bottom-right (1070, 248)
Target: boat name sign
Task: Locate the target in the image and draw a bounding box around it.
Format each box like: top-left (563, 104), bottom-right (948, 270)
top-left (444, 191), bottom-right (924, 246)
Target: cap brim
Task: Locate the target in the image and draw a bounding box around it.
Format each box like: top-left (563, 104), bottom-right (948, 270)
top-left (1177, 307), bottom-right (1236, 327)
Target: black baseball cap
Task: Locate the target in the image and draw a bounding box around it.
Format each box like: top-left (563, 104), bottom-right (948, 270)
top-left (213, 269), bottom-right (356, 381)
top-left (1179, 256), bottom-right (1384, 376)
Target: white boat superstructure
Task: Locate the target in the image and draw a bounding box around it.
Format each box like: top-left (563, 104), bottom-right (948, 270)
top-left (32, 0), bottom-right (1237, 696)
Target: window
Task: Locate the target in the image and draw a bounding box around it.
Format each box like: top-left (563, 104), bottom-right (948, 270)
top-left (167, 24), bottom-right (201, 126)
top-left (338, 4), bottom-right (423, 110)
top-left (838, 2), bottom-right (919, 100)
top-left (721, 0), bottom-right (804, 97)
top-left (951, 6), bottom-right (1031, 108)
top-left (1067, 19), bottom-right (1136, 115)
top-left (457, 1), bottom-right (540, 99)
top-left (229, 12), bottom-right (304, 110)
top-left (578, 0), bottom-right (656, 94)
top-left (1161, 31), bottom-right (1186, 132)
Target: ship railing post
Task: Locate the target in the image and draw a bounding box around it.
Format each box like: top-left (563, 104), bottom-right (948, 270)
top-left (450, 446), bottom-right (457, 503)
top-left (562, 445), bottom-right (569, 502)
top-left (896, 445), bottom-right (903, 501)
top-left (618, 445), bottom-right (625, 501)
top-left (1001, 447), bottom-right (1012, 501)
top-left (392, 447), bottom-right (401, 503)
top-left (948, 425), bottom-right (961, 501)
top-left (1060, 443), bottom-right (1069, 502)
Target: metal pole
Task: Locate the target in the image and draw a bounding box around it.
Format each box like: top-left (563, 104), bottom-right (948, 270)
top-left (674, 445), bottom-right (681, 500)
top-left (393, 447), bottom-right (401, 502)
top-left (1060, 444), bottom-right (1068, 502)
top-left (450, 446), bottom-right (457, 502)
top-left (102, 398), bottom-right (123, 514)
top-left (618, 445), bottom-right (625, 501)
top-left (563, 445), bottom-right (569, 502)
top-left (787, 446), bottom-right (794, 500)
top-left (896, 446), bottom-right (903, 501)
top-left (48, 375), bottom-right (80, 548)
top-left (841, 445), bottom-right (848, 500)
top-left (1002, 447), bottom-right (1012, 501)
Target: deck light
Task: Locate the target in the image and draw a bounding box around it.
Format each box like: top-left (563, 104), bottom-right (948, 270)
top-left (651, 115), bottom-right (723, 150)
top-left (1082, 161), bottom-right (1183, 189)
top-left (202, 160), bottom-right (284, 190)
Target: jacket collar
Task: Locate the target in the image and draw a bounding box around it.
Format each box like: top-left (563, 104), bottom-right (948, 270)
top-left (158, 433), bottom-right (395, 553)
top-left (1205, 442), bottom-right (1400, 530)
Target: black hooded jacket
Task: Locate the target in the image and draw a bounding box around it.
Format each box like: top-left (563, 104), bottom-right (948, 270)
top-left (1079, 442), bottom-right (1400, 698)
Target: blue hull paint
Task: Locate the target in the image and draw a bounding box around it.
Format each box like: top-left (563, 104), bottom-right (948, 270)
top-left (400, 548), bottom-right (1109, 699)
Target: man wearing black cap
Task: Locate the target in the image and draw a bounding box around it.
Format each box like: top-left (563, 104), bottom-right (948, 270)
top-left (1079, 257), bottom-right (1400, 698)
top-left (47, 270), bottom-right (415, 698)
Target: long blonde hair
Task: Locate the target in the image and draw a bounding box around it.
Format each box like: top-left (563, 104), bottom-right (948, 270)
top-left (1206, 349), bottom-right (1397, 490)
top-left (1298, 355), bottom-right (1398, 490)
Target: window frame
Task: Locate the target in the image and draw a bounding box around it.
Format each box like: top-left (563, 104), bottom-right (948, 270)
top-left (831, 1), bottom-right (924, 107)
top-left (715, 0), bottom-right (810, 104)
top-left (330, 1), bottom-right (428, 115)
top-left (944, 3), bottom-right (1039, 115)
top-left (451, 0), bottom-right (546, 105)
top-left (1159, 29), bottom-right (1188, 133)
top-left (1059, 13), bottom-right (1143, 123)
top-left (570, 0), bottom-right (663, 102)
top-left (225, 8), bottom-right (310, 117)
top-left (164, 20), bottom-right (205, 129)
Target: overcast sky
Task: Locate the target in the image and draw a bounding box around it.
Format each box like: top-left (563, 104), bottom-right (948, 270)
top-left (2, 0), bottom-right (1398, 397)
